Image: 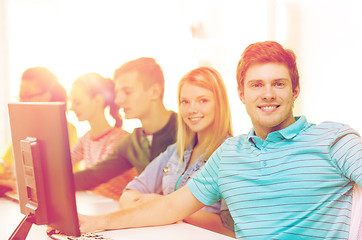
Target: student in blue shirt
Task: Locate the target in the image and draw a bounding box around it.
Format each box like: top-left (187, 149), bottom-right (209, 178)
top-left (78, 41), bottom-right (362, 240)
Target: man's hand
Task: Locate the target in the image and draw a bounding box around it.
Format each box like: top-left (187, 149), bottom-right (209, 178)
top-left (78, 213), bottom-right (106, 233)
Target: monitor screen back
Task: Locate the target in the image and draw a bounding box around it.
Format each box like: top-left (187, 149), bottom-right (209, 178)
top-left (8, 102), bottom-right (80, 236)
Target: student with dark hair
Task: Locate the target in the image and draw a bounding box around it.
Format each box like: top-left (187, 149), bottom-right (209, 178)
top-left (73, 58), bottom-right (177, 192)
top-left (78, 42), bottom-right (362, 240)
top-left (69, 73), bottom-right (135, 199)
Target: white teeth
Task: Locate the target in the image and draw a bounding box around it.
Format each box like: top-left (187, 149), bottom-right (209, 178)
top-left (262, 106), bottom-right (276, 111)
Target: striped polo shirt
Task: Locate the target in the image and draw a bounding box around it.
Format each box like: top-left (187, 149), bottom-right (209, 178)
top-left (188, 116), bottom-right (362, 240)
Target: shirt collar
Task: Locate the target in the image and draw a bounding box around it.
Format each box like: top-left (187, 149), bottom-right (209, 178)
top-left (247, 116), bottom-right (308, 144)
top-left (277, 116), bottom-right (307, 139)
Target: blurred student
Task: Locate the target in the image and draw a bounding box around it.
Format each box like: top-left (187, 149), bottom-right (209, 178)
top-left (74, 58), bottom-right (177, 191)
top-left (69, 73), bottom-right (137, 199)
top-left (0, 67), bottom-right (77, 193)
top-left (119, 67), bottom-right (234, 237)
top-left (78, 41), bottom-right (362, 240)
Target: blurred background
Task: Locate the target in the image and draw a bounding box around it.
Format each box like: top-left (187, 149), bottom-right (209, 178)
top-left (1, 0), bottom-right (362, 154)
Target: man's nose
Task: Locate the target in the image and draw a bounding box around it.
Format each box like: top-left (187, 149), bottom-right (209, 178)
top-left (262, 85), bottom-right (276, 100)
top-left (115, 92), bottom-right (126, 106)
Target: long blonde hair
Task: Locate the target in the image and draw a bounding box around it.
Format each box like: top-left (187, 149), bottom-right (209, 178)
top-left (177, 67), bottom-right (233, 164)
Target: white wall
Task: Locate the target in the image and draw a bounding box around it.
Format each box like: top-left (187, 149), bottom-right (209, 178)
top-left (1, 0), bottom-right (362, 154)
top-left (280, 0), bottom-right (362, 134)
top-left (181, 0), bottom-right (362, 135)
top-left (5, 0), bottom-right (196, 137)
top-left (0, 0), bottom-right (10, 154)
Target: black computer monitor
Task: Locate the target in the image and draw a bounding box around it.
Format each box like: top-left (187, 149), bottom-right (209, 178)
top-left (7, 102), bottom-right (80, 239)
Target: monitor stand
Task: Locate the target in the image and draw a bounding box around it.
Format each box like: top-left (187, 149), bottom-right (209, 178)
top-left (9, 213), bottom-right (35, 240)
top-left (8, 138), bottom-right (47, 240)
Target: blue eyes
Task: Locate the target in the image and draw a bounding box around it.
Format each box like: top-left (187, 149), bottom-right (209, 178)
top-left (250, 82), bottom-right (285, 88)
top-left (275, 82), bottom-right (285, 87)
top-left (251, 83), bottom-right (262, 88)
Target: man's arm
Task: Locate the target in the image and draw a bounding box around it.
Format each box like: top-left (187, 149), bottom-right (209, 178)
top-left (183, 209), bottom-right (236, 238)
top-left (79, 185), bottom-right (205, 233)
top-left (119, 189), bottom-right (162, 208)
top-left (74, 147), bottom-right (133, 191)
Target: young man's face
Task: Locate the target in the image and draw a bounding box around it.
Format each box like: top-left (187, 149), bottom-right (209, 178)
top-left (239, 62), bottom-right (299, 138)
top-left (114, 71), bottom-right (154, 120)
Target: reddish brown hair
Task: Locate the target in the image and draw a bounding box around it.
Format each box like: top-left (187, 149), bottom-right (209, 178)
top-left (236, 41), bottom-right (299, 93)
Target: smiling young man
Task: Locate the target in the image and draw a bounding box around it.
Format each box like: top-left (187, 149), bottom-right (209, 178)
top-left (240, 62), bottom-right (299, 140)
top-left (74, 58), bottom-right (177, 192)
top-left (78, 42), bottom-right (362, 240)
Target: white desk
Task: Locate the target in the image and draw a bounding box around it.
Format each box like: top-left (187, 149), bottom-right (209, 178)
top-left (1, 192), bottom-right (235, 239)
top-left (101, 223), bottom-right (234, 240)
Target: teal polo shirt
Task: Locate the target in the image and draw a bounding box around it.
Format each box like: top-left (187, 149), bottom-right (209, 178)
top-left (188, 116), bottom-right (362, 240)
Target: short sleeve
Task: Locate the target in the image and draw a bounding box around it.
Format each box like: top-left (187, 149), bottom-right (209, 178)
top-left (187, 147), bottom-right (222, 206)
top-left (330, 124), bottom-right (362, 187)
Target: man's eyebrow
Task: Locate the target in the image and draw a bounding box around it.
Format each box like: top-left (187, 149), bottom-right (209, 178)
top-left (246, 79), bottom-right (262, 84)
top-left (247, 78), bottom-right (289, 82)
top-left (274, 78), bottom-right (289, 81)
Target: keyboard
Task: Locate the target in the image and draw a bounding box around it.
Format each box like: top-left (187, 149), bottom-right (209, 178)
top-left (48, 232), bottom-right (114, 240)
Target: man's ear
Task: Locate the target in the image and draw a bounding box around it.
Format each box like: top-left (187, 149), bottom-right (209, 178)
top-left (293, 84), bottom-right (300, 101)
top-left (150, 83), bottom-right (163, 100)
top-left (238, 88), bottom-right (245, 104)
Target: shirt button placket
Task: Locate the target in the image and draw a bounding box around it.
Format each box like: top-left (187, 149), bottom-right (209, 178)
top-left (260, 143), bottom-right (268, 175)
